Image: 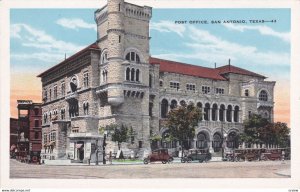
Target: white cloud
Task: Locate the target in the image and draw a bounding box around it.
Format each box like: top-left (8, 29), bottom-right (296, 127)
top-left (222, 23), bottom-right (290, 43)
top-left (151, 21), bottom-right (289, 67)
top-left (150, 20), bottom-right (186, 37)
top-left (56, 18), bottom-right (97, 31)
top-left (11, 52), bottom-right (64, 63)
top-left (10, 23), bottom-right (85, 62)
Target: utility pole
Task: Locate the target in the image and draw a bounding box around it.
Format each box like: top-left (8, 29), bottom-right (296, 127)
top-left (103, 134), bottom-right (107, 164)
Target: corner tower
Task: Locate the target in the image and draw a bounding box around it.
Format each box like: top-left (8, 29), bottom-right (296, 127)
top-left (95, 0), bottom-right (153, 150)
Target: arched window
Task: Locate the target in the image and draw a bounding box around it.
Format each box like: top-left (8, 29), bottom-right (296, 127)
top-left (226, 105), bottom-right (232, 122)
top-left (70, 76), bottom-right (78, 92)
top-left (83, 102), bottom-right (89, 115)
top-left (100, 50), bottom-right (108, 64)
top-left (126, 68), bottom-right (130, 81)
top-left (197, 132), bottom-right (208, 149)
top-left (125, 51), bottom-right (141, 63)
top-left (170, 100), bottom-right (177, 109)
top-left (204, 103), bottom-right (210, 121)
top-left (219, 104), bottom-right (225, 122)
top-left (259, 90), bottom-right (268, 101)
top-left (180, 100), bottom-right (186, 106)
top-left (212, 104), bottom-right (218, 121)
top-left (136, 69), bottom-right (140, 82)
top-left (131, 68), bottom-right (135, 81)
top-left (161, 99), bottom-right (168, 118)
top-left (234, 106), bottom-right (239, 122)
top-left (197, 102), bottom-right (202, 121)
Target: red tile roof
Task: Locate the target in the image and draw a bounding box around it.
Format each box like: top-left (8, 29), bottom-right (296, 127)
top-left (149, 57), bottom-right (265, 80)
top-left (37, 42), bottom-right (99, 78)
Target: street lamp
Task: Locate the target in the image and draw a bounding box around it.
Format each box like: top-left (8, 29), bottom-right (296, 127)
top-left (222, 132), bottom-right (228, 160)
top-left (103, 131), bottom-right (107, 165)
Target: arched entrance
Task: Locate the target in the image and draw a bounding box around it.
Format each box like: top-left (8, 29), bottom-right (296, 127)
top-left (76, 141), bottom-right (84, 162)
top-left (196, 132), bottom-right (209, 149)
top-left (227, 132), bottom-right (239, 149)
top-left (212, 133), bottom-right (222, 152)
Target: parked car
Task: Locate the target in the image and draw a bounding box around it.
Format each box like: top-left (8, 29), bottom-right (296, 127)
top-left (143, 149), bottom-right (173, 164)
top-left (181, 149), bottom-right (211, 163)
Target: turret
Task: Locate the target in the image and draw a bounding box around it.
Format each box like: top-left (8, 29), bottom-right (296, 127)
top-left (106, 0), bottom-right (125, 106)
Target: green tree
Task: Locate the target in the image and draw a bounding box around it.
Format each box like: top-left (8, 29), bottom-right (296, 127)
top-left (240, 114), bottom-right (269, 145)
top-left (241, 114), bottom-right (290, 148)
top-left (166, 103), bottom-right (202, 151)
top-left (105, 124), bottom-right (128, 150)
top-left (263, 122), bottom-right (290, 148)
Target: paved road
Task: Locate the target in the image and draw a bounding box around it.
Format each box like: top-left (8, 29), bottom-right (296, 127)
top-left (10, 159), bottom-right (290, 179)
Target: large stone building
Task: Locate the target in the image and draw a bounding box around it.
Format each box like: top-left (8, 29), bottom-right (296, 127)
top-left (38, 0), bottom-right (275, 163)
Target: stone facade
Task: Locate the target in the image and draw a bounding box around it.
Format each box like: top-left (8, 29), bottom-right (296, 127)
top-left (38, 0), bottom-right (275, 163)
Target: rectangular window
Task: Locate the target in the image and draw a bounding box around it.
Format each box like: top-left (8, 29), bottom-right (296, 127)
top-left (49, 89), bottom-right (52, 101)
top-left (35, 132), bottom-right (39, 139)
top-left (186, 83), bottom-right (195, 92)
top-left (72, 127), bottom-right (79, 133)
top-left (215, 88), bottom-right (225, 94)
top-left (83, 72), bottom-right (89, 88)
top-left (170, 81), bottom-right (180, 90)
top-left (61, 81), bottom-right (65, 96)
top-left (119, 35), bottom-right (121, 43)
top-left (50, 132), bottom-right (56, 141)
top-left (202, 86), bottom-right (210, 94)
top-left (35, 120), bottom-right (39, 127)
top-left (43, 133), bottom-right (47, 145)
top-left (44, 89), bottom-right (47, 102)
top-left (54, 85), bottom-right (58, 99)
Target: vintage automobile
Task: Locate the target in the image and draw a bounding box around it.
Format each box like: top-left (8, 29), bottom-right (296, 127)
top-left (143, 149), bottom-right (173, 164)
top-left (261, 148), bottom-right (284, 161)
top-left (181, 149), bottom-right (211, 163)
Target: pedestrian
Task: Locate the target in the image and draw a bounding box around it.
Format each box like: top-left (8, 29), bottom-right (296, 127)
top-left (109, 151), bottom-right (112, 164)
top-left (281, 150), bottom-right (285, 162)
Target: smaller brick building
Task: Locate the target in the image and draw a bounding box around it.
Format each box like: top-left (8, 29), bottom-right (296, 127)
top-left (16, 100), bottom-right (42, 163)
top-left (10, 118), bottom-right (18, 155)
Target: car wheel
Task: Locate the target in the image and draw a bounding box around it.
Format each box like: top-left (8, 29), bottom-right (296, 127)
top-left (143, 158), bottom-right (149, 164)
top-left (199, 159), bottom-right (204, 163)
top-left (187, 158), bottom-right (192, 163)
top-left (162, 160), bottom-right (167, 164)
top-left (181, 158), bottom-right (186, 163)
top-left (235, 156), bottom-right (241, 162)
top-left (204, 157), bottom-right (209, 162)
top-left (168, 157), bottom-right (173, 163)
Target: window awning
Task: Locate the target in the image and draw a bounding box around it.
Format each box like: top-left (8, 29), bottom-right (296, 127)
top-left (76, 144), bottom-right (83, 149)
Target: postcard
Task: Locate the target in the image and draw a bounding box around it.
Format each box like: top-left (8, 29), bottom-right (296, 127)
top-left (1, 0), bottom-right (300, 191)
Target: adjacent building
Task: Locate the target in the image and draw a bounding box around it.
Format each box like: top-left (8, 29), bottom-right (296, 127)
top-left (16, 100), bottom-right (42, 162)
top-left (37, 0), bottom-right (275, 163)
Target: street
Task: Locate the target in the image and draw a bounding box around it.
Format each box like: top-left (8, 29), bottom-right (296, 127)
top-left (10, 159), bottom-right (290, 178)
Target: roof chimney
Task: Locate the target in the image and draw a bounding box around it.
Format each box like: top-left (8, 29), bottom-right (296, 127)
top-left (214, 62), bottom-right (217, 68)
top-left (229, 58), bottom-right (231, 71)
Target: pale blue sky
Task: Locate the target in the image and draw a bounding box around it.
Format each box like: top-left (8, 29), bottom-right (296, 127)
top-left (10, 8), bottom-right (290, 81)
